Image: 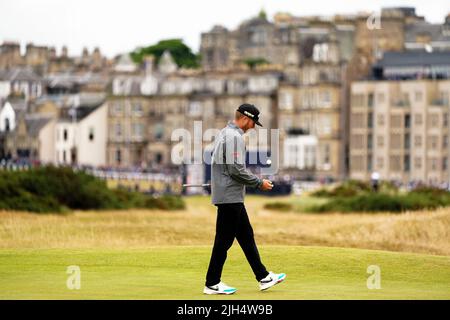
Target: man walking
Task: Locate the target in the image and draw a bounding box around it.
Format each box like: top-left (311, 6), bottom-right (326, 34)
top-left (203, 103), bottom-right (286, 295)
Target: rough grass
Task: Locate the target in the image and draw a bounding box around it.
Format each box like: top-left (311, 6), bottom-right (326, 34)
top-left (1, 195), bottom-right (449, 300)
top-left (1, 195), bottom-right (449, 256)
top-left (1, 246), bottom-right (449, 300)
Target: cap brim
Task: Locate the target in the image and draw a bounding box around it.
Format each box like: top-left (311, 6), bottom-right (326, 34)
top-left (255, 120), bottom-right (263, 127)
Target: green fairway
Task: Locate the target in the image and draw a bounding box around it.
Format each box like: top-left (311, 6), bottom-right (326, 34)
top-left (1, 246), bottom-right (449, 299)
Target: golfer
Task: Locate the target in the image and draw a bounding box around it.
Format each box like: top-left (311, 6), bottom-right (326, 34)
top-left (203, 103), bottom-right (286, 295)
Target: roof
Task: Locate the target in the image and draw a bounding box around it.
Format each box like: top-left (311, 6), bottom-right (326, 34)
top-left (405, 22), bottom-right (450, 43)
top-left (375, 51), bottom-right (450, 67)
top-left (24, 114), bottom-right (53, 136)
top-left (210, 25), bottom-right (228, 33)
top-left (34, 94), bottom-right (69, 107)
top-left (1, 99), bottom-right (28, 115)
top-left (0, 67), bottom-right (42, 82)
top-left (59, 98), bottom-right (105, 122)
top-left (9, 100), bottom-right (28, 113)
top-left (45, 72), bottom-right (109, 89)
top-left (239, 16), bottom-right (272, 29)
top-left (66, 92), bottom-right (106, 108)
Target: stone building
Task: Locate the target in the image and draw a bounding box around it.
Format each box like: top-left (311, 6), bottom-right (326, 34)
top-left (350, 51), bottom-right (450, 185)
top-left (106, 60), bottom-right (280, 171)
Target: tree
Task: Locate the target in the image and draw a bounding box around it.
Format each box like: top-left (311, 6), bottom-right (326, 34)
top-left (130, 39), bottom-right (200, 69)
top-left (243, 57), bottom-right (270, 70)
top-left (258, 9), bottom-right (267, 20)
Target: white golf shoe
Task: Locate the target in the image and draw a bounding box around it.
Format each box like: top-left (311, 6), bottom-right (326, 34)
top-left (259, 271), bottom-right (286, 291)
top-left (203, 282), bottom-right (237, 295)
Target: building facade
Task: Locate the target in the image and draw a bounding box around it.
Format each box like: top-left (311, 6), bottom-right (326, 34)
top-left (350, 79), bottom-right (450, 185)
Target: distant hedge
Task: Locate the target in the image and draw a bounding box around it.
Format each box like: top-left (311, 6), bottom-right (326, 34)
top-left (263, 202), bottom-right (293, 212)
top-left (0, 166), bottom-right (185, 213)
top-left (264, 182), bottom-right (450, 213)
top-left (311, 180), bottom-right (398, 198)
top-left (309, 186), bottom-right (450, 213)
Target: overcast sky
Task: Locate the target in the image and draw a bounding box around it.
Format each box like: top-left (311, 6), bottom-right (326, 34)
top-left (1, 0), bottom-right (449, 58)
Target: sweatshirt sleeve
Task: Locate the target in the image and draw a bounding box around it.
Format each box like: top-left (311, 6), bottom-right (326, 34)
top-left (223, 134), bottom-right (263, 189)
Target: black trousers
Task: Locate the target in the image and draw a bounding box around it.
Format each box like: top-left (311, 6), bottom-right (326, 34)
top-left (205, 203), bottom-right (269, 286)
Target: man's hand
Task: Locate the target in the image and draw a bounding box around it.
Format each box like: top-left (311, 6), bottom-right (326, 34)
top-left (260, 179), bottom-right (273, 191)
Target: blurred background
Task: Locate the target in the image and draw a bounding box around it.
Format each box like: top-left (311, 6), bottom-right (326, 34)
top-left (0, 0), bottom-right (450, 197)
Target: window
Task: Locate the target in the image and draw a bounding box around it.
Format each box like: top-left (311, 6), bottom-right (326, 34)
top-left (305, 145), bottom-right (316, 169)
top-left (324, 145), bottom-right (330, 165)
top-left (63, 150), bottom-right (66, 163)
top-left (443, 157), bottom-right (448, 171)
top-left (250, 29), bottom-right (267, 45)
top-left (155, 153), bottom-right (163, 164)
top-left (351, 134), bottom-right (364, 149)
top-left (116, 149), bottom-right (121, 164)
top-left (155, 123), bottom-right (164, 140)
top-left (429, 136), bottom-right (438, 150)
top-left (282, 118), bottom-right (293, 130)
top-left (404, 133), bottom-right (410, 149)
top-left (402, 92), bottom-right (410, 104)
top-left (280, 92), bottom-right (294, 110)
top-left (368, 93), bottom-right (374, 108)
top-left (133, 102), bottom-right (143, 116)
top-left (389, 156), bottom-right (401, 171)
top-left (430, 158), bottom-right (438, 171)
top-left (377, 114), bottom-right (384, 126)
top-left (313, 43), bottom-right (329, 62)
top-left (404, 114), bottom-right (411, 128)
top-left (89, 127), bottom-right (94, 142)
top-left (320, 144), bottom-right (330, 167)
top-left (5, 118), bottom-right (10, 132)
top-left (404, 155), bottom-right (410, 172)
top-left (115, 123), bottom-right (122, 137)
top-left (321, 91), bottom-right (331, 107)
top-left (114, 102), bottom-right (122, 115)
top-left (444, 113), bottom-right (448, 127)
top-left (390, 115), bottom-right (402, 128)
top-left (377, 157), bottom-right (384, 169)
top-left (377, 93), bottom-right (385, 104)
top-left (350, 155), bottom-right (364, 171)
top-left (368, 112), bottom-right (373, 128)
top-left (429, 114), bottom-right (439, 127)
top-left (415, 91), bottom-right (423, 102)
top-left (63, 129), bottom-right (68, 141)
top-left (414, 157), bottom-right (422, 169)
top-left (414, 135), bottom-right (422, 147)
top-left (368, 134), bottom-right (373, 150)
top-left (351, 113), bottom-right (365, 128)
top-left (133, 123), bottom-right (144, 138)
top-left (188, 101), bottom-right (202, 116)
top-left (351, 94), bottom-right (364, 107)
top-left (377, 135), bottom-right (384, 147)
top-left (367, 155), bottom-right (372, 171)
top-left (440, 91), bottom-right (449, 106)
top-left (444, 135), bottom-right (449, 148)
top-left (414, 114), bottom-right (423, 125)
top-left (390, 134), bottom-right (402, 149)
top-left (320, 116), bottom-right (332, 135)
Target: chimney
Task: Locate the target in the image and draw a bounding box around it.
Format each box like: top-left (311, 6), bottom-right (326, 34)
top-left (143, 55), bottom-right (155, 75)
top-left (61, 45), bottom-right (68, 57)
top-left (49, 47), bottom-right (56, 58)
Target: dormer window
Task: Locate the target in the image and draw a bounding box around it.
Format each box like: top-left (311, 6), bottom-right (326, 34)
top-left (5, 118), bottom-right (10, 132)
